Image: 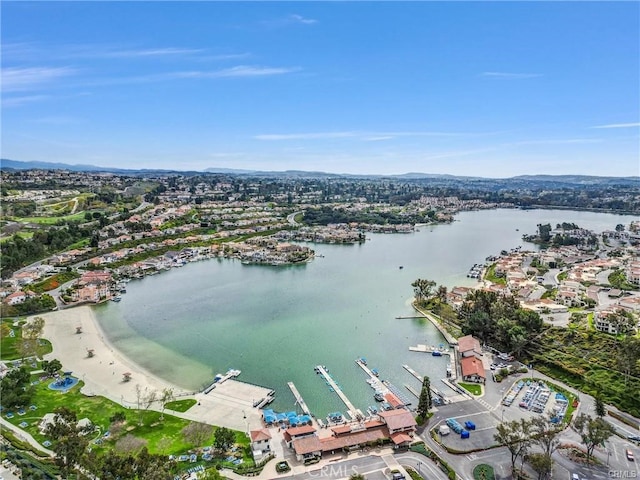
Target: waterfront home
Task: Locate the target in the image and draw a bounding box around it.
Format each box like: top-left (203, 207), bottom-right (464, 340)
top-left (457, 335), bottom-right (482, 358)
top-left (249, 429), bottom-right (272, 461)
top-left (3, 291), bottom-right (26, 306)
top-left (460, 356), bottom-right (486, 384)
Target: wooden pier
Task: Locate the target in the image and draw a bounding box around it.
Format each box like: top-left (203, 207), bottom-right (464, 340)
top-left (287, 382), bottom-right (311, 416)
top-left (316, 365), bottom-right (363, 420)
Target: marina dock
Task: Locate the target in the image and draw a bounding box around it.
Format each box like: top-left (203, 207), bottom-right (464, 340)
top-left (404, 384), bottom-right (420, 398)
top-left (316, 365), bottom-right (363, 420)
top-left (402, 364), bottom-right (447, 400)
top-left (408, 344), bottom-right (451, 355)
top-left (355, 358), bottom-right (388, 393)
top-left (408, 345), bottom-right (457, 381)
top-left (287, 382), bottom-right (311, 416)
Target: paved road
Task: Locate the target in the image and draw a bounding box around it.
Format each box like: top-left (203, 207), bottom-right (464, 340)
top-left (287, 211), bottom-right (304, 226)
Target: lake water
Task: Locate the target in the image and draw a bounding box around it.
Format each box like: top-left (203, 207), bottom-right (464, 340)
top-left (93, 208), bottom-right (631, 417)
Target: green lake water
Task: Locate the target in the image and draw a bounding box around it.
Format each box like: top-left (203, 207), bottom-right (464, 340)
top-left (93, 208), bottom-right (630, 418)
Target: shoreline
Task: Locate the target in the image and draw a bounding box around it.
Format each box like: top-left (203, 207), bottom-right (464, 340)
top-left (35, 305), bottom-right (270, 431)
top-left (38, 306), bottom-right (190, 406)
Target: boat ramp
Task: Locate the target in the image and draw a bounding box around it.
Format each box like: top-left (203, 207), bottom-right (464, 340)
top-left (316, 365), bottom-right (364, 421)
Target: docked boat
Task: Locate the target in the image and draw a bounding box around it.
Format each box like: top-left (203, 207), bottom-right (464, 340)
top-left (371, 368), bottom-right (379, 377)
top-left (111, 296), bottom-right (122, 302)
top-left (374, 391), bottom-right (385, 402)
top-left (432, 350), bottom-right (442, 357)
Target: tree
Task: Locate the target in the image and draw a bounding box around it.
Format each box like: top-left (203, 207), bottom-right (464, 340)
top-left (530, 417), bottom-right (558, 456)
top-left (416, 376), bottom-right (432, 419)
top-left (182, 422), bottom-right (214, 448)
top-left (494, 419), bottom-right (531, 474)
top-left (198, 467), bottom-right (224, 480)
top-left (412, 278), bottom-right (436, 304)
top-left (528, 452), bottom-right (553, 480)
top-left (213, 427), bottom-right (236, 453)
top-left (41, 359), bottom-right (62, 377)
top-left (0, 366), bottom-right (34, 409)
top-left (349, 475), bottom-right (366, 480)
top-left (45, 406), bottom-right (91, 478)
top-left (573, 413), bottom-right (615, 464)
top-left (160, 388), bottom-right (174, 420)
top-left (594, 396), bottom-right (606, 418)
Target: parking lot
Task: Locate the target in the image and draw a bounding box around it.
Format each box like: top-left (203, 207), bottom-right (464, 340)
top-left (430, 352), bottom-right (576, 453)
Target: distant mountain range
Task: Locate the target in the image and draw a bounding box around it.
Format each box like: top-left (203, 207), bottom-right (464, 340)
top-left (2, 158), bottom-right (638, 185)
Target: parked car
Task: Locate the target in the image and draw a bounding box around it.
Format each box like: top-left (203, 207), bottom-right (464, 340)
top-left (627, 449), bottom-right (635, 461)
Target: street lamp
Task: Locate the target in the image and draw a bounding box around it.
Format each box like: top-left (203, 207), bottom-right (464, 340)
top-left (501, 408), bottom-right (505, 423)
top-left (417, 462), bottom-right (421, 473)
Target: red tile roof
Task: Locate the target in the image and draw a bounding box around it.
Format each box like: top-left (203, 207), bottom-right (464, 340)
top-left (457, 335), bottom-right (481, 354)
top-left (460, 356), bottom-right (486, 379)
top-left (378, 409), bottom-right (417, 432)
top-left (250, 429), bottom-right (271, 442)
top-left (390, 432), bottom-right (413, 445)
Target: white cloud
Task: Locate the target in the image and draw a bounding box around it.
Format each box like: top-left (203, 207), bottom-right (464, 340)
top-left (289, 14), bottom-right (317, 25)
top-left (592, 122), bottom-right (640, 129)
top-left (254, 130), bottom-right (478, 141)
top-left (173, 65), bottom-right (301, 79)
top-left (2, 94), bottom-right (50, 107)
top-left (481, 71), bottom-right (543, 79)
top-left (1, 66), bottom-right (77, 92)
top-left (100, 47), bottom-right (205, 58)
top-left (255, 132), bottom-right (357, 140)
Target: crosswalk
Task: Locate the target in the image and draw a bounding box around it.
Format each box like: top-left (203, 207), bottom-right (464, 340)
top-left (476, 397), bottom-right (498, 411)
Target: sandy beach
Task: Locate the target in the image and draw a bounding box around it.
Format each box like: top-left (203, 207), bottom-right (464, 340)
top-left (35, 306), bottom-right (270, 432)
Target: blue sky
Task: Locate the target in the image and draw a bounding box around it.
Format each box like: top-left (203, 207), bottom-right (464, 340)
top-left (2, 2), bottom-right (639, 177)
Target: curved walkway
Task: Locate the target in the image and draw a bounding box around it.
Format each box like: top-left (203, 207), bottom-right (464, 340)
top-left (0, 416), bottom-right (54, 457)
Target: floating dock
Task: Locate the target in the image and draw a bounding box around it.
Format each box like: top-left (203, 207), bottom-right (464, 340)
top-left (382, 380), bottom-right (412, 407)
top-left (203, 369), bottom-right (241, 394)
top-left (402, 364), bottom-right (447, 401)
top-left (404, 384), bottom-right (420, 398)
top-left (316, 365), bottom-right (363, 420)
top-left (287, 382), bottom-right (311, 416)
top-left (356, 358), bottom-right (389, 393)
top-left (254, 390), bottom-right (275, 409)
top-left (408, 344), bottom-right (451, 355)
top-left (408, 345), bottom-right (457, 381)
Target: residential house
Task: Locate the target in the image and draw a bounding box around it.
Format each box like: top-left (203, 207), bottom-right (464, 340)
top-left (249, 429), bottom-right (272, 461)
top-left (4, 291), bottom-right (26, 305)
top-left (457, 335), bottom-right (482, 358)
top-left (460, 356), bottom-right (486, 384)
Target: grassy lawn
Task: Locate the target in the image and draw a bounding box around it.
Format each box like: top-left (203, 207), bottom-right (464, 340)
top-left (15, 212), bottom-right (88, 225)
top-left (2, 371), bottom-right (253, 472)
top-left (473, 464), bottom-right (495, 480)
top-left (165, 399), bottom-right (197, 412)
top-left (0, 231), bottom-right (34, 243)
top-left (484, 264), bottom-right (506, 285)
top-left (458, 382), bottom-right (482, 396)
